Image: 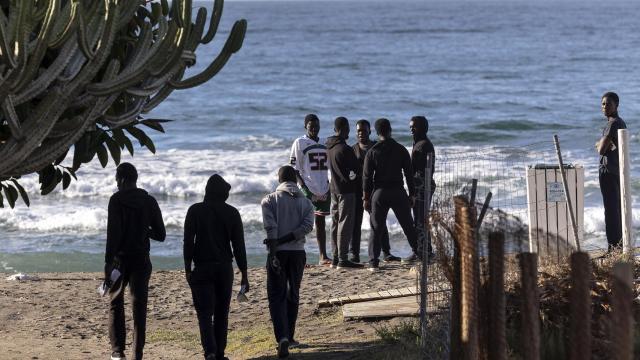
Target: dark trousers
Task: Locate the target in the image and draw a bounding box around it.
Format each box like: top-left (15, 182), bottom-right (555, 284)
top-left (368, 187), bottom-right (418, 264)
top-left (330, 193), bottom-right (356, 262)
top-left (189, 262), bottom-right (234, 359)
top-left (109, 256), bottom-right (152, 360)
top-left (267, 250), bottom-right (306, 342)
top-left (353, 196), bottom-right (391, 258)
top-left (413, 187), bottom-right (435, 255)
top-left (599, 170), bottom-right (622, 249)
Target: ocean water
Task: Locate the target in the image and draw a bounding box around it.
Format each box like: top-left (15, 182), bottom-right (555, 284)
top-left (1, 0), bottom-right (639, 272)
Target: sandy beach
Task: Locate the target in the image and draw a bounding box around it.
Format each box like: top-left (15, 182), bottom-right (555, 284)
top-left (0, 263), bottom-right (418, 359)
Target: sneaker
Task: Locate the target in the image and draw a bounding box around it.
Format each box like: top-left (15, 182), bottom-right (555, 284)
top-left (318, 258), bottom-right (333, 267)
top-left (401, 253), bottom-right (421, 264)
top-left (204, 354), bottom-right (216, 360)
top-left (366, 262), bottom-right (380, 272)
top-left (349, 255), bottom-right (360, 263)
top-left (277, 338), bottom-right (290, 358)
top-left (290, 339), bottom-right (300, 348)
top-left (330, 258), bottom-right (339, 268)
top-left (382, 253), bottom-right (401, 262)
top-left (337, 260), bottom-right (365, 269)
top-left (111, 352), bottom-right (126, 360)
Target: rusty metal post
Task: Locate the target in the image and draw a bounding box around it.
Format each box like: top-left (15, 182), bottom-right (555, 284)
top-left (611, 262), bottom-right (634, 360)
top-left (450, 233), bottom-right (462, 360)
top-left (569, 252), bottom-right (591, 360)
top-left (454, 196), bottom-right (478, 360)
top-left (519, 252), bottom-right (540, 360)
top-left (488, 232), bottom-right (506, 360)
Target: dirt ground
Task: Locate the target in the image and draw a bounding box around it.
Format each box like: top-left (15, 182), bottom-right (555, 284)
top-left (0, 263), bottom-right (419, 359)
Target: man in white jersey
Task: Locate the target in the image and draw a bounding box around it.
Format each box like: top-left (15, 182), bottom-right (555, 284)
top-left (290, 114), bottom-right (332, 266)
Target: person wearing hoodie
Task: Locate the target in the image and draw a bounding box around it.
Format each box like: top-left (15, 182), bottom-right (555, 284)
top-left (183, 174), bottom-right (249, 360)
top-left (362, 119), bottom-right (421, 271)
top-left (261, 166), bottom-right (315, 358)
top-left (410, 116), bottom-right (436, 260)
top-left (326, 117), bottom-right (364, 269)
top-left (105, 162), bottom-right (166, 360)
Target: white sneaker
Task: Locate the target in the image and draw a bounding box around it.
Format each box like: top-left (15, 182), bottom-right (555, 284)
top-left (110, 352), bottom-right (126, 360)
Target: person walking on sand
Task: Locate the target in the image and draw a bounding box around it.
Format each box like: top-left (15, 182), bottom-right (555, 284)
top-left (363, 119), bottom-right (421, 271)
top-left (326, 117), bottom-right (364, 269)
top-left (596, 92), bottom-right (627, 252)
top-left (183, 174), bottom-right (250, 360)
top-left (105, 162), bottom-right (166, 360)
top-left (351, 119), bottom-right (398, 263)
top-left (290, 114), bottom-right (332, 266)
top-left (409, 116), bottom-right (436, 261)
top-left (261, 166), bottom-right (315, 358)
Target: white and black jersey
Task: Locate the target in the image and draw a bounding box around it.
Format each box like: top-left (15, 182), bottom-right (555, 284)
top-left (289, 135), bottom-right (329, 196)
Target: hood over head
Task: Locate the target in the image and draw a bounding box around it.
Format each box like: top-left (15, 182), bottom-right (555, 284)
top-left (204, 174), bottom-right (231, 203)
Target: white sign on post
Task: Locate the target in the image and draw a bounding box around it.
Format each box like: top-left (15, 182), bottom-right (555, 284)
top-left (547, 182), bottom-right (565, 202)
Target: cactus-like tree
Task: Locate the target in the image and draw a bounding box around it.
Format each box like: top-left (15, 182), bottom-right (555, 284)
top-left (0, 0), bottom-right (247, 207)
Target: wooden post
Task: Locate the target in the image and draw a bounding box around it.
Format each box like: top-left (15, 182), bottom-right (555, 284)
top-left (618, 129), bottom-right (633, 254)
top-left (569, 252), bottom-right (591, 360)
top-left (611, 262), bottom-right (634, 360)
top-left (519, 252), bottom-right (539, 360)
top-left (553, 135), bottom-right (581, 251)
top-left (420, 153), bottom-right (433, 357)
top-left (488, 232), bottom-right (506, 360)
top-left (454, 196), bottom-right (478, 360)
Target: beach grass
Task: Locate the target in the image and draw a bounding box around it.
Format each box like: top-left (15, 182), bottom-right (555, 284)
top-left (147, 328), bottom-right (200, 350)
top-left (226, 323), bottom-right (275, 357)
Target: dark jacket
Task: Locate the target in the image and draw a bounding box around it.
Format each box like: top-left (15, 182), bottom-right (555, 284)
top-left (362, 138), bottom-right (415, 198)
top-left (106, 188), bottom-right (165, 264)
top-left (352, 141), bottom-right (376, 197)
top-left (411, 137), bottom-right (436, 192)
top-left (183, 175), bottom-right (248, 273)
top-left (326, 135), bottom-right (360, 194)
top-left (599, 116), bottom-right (627, 174)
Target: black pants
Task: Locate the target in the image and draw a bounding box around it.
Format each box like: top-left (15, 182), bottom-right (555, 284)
top-left (413, 187), bottom-right (435, 255)
top-left (368, 187), bottom-right (418, 264)
top-left (109, 256), bottom-right (152, 360)
top-left (189, 262), bottom-right (234, 359)
top-left (599, 170), bottom-right (622, 249)
top-left (353, 196), bottom-right (390, 258)
top-left (267, 250), bottom-right (306, 342)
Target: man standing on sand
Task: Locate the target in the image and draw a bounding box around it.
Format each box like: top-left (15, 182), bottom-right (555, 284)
top-left (409, 116), bottom-right (436, 260)
top-left (290, 114), bottom-right (332, 266)
top-left (183, 174), bottom-right (250, 360)
top-left (105, 162), bottom-right (166, 360)
top-left (261, 165), bottom-right (315, 358)
top-left (596, 92), bottom-right (627, 251)
top-left (351, 119), bottom-right (399, 263)
top-left (363, 119), bottom-right (421, 271)
top-left (326, 117), bottom-right (364, 269)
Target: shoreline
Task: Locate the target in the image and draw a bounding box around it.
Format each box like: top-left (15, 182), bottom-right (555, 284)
top-left (0, 264), bottom-right (418, 359)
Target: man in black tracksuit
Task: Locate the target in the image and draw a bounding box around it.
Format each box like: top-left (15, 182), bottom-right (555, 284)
top-left (596, 92), bottom-right (628, 251)
top-left (105, 163), bottom-right (166, 360)
top-left (352, 120), bottom-right (397, 263)
top-left (410, 116), bottom-right (436, 259)
top-left (326, 117), bottom-right (364, 269)
top-left (184, 174), bottom-right (249, 360)
top-left (363, 119), bottom-right (421, 270)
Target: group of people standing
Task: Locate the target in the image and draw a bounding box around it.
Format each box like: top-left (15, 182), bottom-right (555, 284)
top-left (103, 113), bottom-right (436, 360)
top-left (289, 114), bottom-right (436, 271)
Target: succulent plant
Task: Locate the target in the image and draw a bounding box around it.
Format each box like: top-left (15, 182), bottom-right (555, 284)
top-left (0, 0), bottom-right (247, 207)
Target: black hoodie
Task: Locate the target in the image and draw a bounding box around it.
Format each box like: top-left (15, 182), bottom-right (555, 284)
top-left (326, 135), bottom-right (360, 194)
top-left (183, 175), bottom-right (247, 273)
top-left (105, 188), bottom-right (166, 264)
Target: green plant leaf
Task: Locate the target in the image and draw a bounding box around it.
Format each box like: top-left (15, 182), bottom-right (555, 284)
top-left (62, 172), bottom-right (71, 190)
top-left (140, 119), bottom-right (165, 133)
top-left (126, 126), bottom-right (156, 154)
top-left (112, 128), bottom-right (134, 155)
top-left (54, 149), bottom-right (69, 166)
top-left (4, 184), bottom-right (18, 209)
top-left (96, 144), bottom-right (109, 168)
top-left (105, 136), bottom-right (121, 165)
top-left (0, 188), bottom-right (4, 208)
top-left (11, 179), bottom-right (30, 207)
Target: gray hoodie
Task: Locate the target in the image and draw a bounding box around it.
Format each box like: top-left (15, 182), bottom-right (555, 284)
top-left (261, 181), bottom-right (314, 251)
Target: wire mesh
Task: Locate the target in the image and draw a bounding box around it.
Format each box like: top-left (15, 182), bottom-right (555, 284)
top-left (418, 141), bottom-right (562, 359)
